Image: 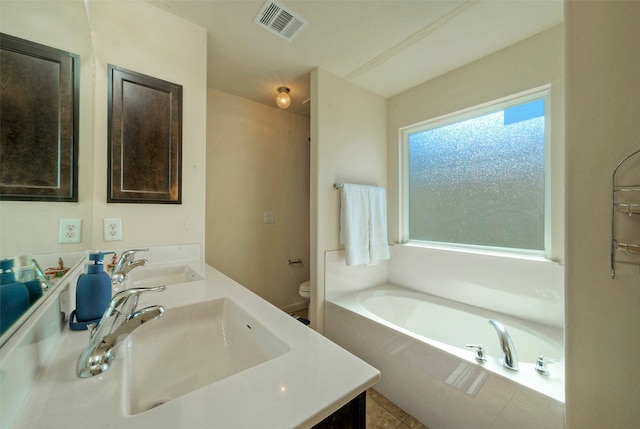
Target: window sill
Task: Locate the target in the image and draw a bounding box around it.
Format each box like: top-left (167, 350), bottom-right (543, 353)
top-left (399, 241), bottom-right (562, 265)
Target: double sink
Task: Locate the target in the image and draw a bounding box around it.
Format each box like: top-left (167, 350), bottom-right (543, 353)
top-left (11, 254), bottom-right (380, 428)
top-left (113, 264), bottom-right (289, 414)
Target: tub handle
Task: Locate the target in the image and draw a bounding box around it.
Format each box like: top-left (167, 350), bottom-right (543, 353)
top-left (465, 344), bottom-right (486, 362)
top-left (535, 355), bottom-right (560, 376)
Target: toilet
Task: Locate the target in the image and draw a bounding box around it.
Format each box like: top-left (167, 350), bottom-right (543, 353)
top-left (299, 280), bottom-right (310, 303)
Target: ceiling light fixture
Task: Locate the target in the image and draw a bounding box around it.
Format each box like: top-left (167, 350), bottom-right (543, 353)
top-left (276, 87), bottom-right (291, 109)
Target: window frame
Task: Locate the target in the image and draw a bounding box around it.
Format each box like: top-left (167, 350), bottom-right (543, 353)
top-left (399, 85), bottom-right (552, 258)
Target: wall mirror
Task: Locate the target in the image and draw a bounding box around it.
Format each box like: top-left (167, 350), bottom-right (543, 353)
top-left (0, 1), bottom-right (93, 348)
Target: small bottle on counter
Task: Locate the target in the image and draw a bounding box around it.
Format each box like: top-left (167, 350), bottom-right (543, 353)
top-left (14, 254), bottom-right (35, 282)
top-left (0, 258), bottom-right (30, 335)
top-left (14, 255), bottom-right (43, 305)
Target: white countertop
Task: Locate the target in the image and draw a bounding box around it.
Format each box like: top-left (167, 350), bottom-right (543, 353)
top-left (13, 261), bottom-right (380, 428)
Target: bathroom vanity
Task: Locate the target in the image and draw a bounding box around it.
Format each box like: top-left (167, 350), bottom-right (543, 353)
top-left (0, 245), bottom-right (379, 428)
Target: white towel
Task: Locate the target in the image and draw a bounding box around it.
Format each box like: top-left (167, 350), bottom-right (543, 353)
top-left (367, 185), bottom-right (391, 264)
top-left (339, 184), bottom-right (390, 266)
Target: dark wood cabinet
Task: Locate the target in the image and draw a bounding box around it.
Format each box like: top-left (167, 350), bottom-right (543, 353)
top-left (0, 33), bottom-right (79, 202)
top-left (107, 65), bottom-right (182, 204)
top-left (312, 391), bottom-right (366, 429)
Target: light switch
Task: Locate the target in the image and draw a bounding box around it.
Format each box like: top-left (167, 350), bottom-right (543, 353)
top-left (264, 211), bottom-right (275, 224)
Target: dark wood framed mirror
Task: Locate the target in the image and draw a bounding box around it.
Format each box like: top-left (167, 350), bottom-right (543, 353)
top-left (107, 65), bottom-right (182, 204)
top-left (0, 33), bottom-right (79, 202)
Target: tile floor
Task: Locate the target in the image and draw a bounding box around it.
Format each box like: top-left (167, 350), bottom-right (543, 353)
top-left (288, 309), bottom-right (429, 429)
top-left (366, 388), bottom-right (428, 429)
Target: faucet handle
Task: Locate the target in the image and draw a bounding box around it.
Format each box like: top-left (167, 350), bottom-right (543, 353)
top-left (120, 248), bottom-right (149, 261)
top-left (465, 344), bottom-right (487, 362)
top-left (535, 355), bottom-right (559, 376)
top-left (108, 285), bottom-right (167, 315)
top-left (111, 248), bottom-right (150, 276)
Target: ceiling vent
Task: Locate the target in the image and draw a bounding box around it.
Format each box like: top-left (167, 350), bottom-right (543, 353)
top-left (254, 1), bottom-right (308, 42)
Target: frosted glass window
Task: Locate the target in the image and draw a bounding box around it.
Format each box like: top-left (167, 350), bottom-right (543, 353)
top-left (406, 97), bottom-right (545, 251)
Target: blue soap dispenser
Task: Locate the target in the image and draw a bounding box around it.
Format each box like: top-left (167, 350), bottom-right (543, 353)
top-left (70, 252), bottom-right (114, 330)
top-left (0, 258), bottom-right (30, 335)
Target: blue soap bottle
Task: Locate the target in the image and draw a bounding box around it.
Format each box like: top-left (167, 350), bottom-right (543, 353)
top-left (75, 252), bottom-right (113, 323)
top-left (0, 259), bottom-right (30, 335)
top-left (14, 255), bottom-right (43, 305)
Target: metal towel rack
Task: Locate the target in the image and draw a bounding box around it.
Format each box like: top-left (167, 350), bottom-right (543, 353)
top-left (333, 183), bottom-right (379, 190)
top-left (611, 147), bottom-right (640, 278)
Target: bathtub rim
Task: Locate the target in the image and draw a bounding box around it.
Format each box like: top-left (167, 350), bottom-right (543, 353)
top-left (358, 285), bottom-right (564, 360)
top-left (327, 283), bottom-right (565, 404)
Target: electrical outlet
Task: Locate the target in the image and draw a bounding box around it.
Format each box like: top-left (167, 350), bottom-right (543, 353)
top-left (264, 211), bottom-right (275, 224)
top-left (103, 218), bottom-right (123, 241)
top-left (59, 219), bottom-right (82, 243)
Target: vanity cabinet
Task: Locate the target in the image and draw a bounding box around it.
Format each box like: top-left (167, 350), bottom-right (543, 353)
top-left (312, 391), bottom-right (366, 429)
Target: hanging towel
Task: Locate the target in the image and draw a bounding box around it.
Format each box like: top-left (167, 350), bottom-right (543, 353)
top-left (340, 184), bottom-right (369, 265)
top-left (339, 184), bottom-right (390, 266)
top-left (367, 185), bottom-right (391, 264)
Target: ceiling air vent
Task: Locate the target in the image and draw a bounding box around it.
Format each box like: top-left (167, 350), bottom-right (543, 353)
top-left (254, 1), bottom-right (308, 42)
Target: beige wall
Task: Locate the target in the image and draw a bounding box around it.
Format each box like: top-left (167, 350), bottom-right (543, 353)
top-left (387, 25), bottom-right (565, 262)
top-left (89, 1), bottom-right (207, 253)
top-left (565, 2), bottom-right (640, 428)
top-left (310, 68), bottom-right (387, 332)
top-left (0, 1), bottom-right (208, 258)
top-left (206, 89), bottom-right (310, 310)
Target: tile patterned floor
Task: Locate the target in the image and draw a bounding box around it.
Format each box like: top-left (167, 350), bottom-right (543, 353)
top-left (287, 308), bottom-right (429, 429)
top-left (366, 388), bottom-right (428, 429)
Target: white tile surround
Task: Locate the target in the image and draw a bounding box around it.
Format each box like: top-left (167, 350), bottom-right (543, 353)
top-left (326, 244), bottom-right (564, 328)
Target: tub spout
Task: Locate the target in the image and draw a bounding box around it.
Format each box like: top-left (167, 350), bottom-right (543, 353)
top-left (488, 319), bottom-right (519, 371)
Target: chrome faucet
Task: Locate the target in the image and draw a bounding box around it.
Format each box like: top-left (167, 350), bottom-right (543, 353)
top-left (111, 248), bottom-right (149, 284)
top-left (488, 319), bottom-right (519, 371)
top-left (77, 285), bottom-right (166, 378)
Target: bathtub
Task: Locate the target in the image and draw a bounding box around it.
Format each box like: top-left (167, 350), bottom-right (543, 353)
top-left (325, 284), bottom-right (564, 429)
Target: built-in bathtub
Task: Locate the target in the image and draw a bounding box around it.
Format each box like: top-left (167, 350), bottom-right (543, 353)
top-left (325, 284), bottom-right (564, 429)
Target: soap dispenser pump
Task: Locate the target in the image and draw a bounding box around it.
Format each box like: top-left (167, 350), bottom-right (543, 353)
top-left (70, 252), bottom-right (114, 330)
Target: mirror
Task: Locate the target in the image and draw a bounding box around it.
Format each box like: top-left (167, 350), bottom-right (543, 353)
top-left (0, 1), bottom-right (93, 345)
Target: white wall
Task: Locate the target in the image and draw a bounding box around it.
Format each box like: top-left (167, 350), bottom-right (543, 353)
top-left (387, 25), bottom-right (565, 263)
top-left (310, 68), bottom-right (387, 332)
top-left (371, 24), bottom-right (565, 329)
top-left (564, 2), bottom-right (640, 428)
top-left (206, 88), bottom-right (310, 310)
top-left (89, 1), bottom-right (207, 254)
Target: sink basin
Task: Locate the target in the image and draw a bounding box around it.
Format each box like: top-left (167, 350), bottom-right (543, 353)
top-left (123, 298), bottom-right (290, 415)
top-left (125, 264), bottom-right (203, 288)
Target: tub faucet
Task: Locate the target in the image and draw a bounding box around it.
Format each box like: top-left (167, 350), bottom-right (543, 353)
top-left (111, 248), bottom-right (149, 284)
top-left (77, 285), bottom-right (166, 378)
top-left (488, 319), bottom-right (519, 371)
